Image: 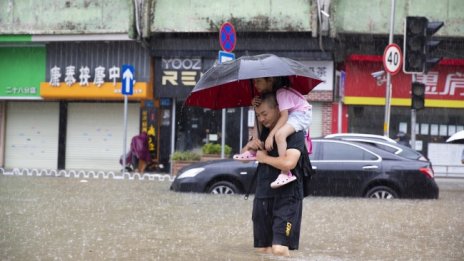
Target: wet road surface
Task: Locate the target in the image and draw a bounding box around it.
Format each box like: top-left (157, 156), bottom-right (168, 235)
top-left (1, 175), bottom-right (463, 260)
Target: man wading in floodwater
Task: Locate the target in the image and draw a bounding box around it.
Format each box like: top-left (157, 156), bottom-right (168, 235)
top-left (240, 93), bottom-right (307, 257)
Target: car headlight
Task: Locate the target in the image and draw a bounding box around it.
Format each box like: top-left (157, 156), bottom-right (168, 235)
top-left (177, 167), bottom-right (204, 179)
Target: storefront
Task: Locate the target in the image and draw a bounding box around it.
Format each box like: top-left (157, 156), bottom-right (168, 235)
top-left (39, 41), bottom-right (153, 171)
top-left (154, 55), bottom-right (245, 169)
top-left (151, 34), bottom-right (335, 170)
top-left (0, 45), bottom-right (57, 169)
top-left (342, 55), bottom-right (464, 156)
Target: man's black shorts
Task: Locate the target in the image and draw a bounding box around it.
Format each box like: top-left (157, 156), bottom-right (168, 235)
top-left (252, 196), bottom-right (303, 250)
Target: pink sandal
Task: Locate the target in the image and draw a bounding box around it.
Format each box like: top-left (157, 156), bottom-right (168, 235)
top-left (270, 172), bottom-right (297, 189)
top-left (233, 151), bottom-right (257, 161)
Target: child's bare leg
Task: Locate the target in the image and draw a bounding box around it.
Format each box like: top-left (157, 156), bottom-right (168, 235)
top-left (270, 124), bottom-right (298, 188)
top-left (275, 124), bottom-right (296, 173)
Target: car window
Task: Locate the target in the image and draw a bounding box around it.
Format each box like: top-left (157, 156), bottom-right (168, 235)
top-left (398, 148), bottom-right (420, 160)
top-left (321, 142), bottom-right (378, 161)
top-left (309, 141), bottom-right (319, 160)
top-left (355, 141), bottom-right (399, 154)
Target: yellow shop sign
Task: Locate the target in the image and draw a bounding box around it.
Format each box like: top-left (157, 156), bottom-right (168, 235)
top-left (40, 82), bottom-right (152, 100)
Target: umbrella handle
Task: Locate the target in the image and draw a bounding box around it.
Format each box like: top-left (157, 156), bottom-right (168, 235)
top-left (255, 115), bottom-right (261, 139)
top-left (250, 79), bottom-right (255, 97)
top-left (249, 79), bottom-right (262, 138)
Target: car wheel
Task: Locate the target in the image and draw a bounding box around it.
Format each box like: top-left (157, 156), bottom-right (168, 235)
top-left (366, 186), bottom-right (398, 199)
top-left (208, 181), bottom-right (238, 195)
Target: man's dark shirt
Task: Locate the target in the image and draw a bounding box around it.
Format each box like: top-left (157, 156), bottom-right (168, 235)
top-left (255, 128), bottom-right (305, 199)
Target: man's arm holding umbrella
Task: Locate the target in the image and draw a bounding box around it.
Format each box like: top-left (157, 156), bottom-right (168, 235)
top-left (251, 96), bottom-right (264, 140)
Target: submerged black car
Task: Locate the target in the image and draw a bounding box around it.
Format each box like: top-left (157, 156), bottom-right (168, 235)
top-left (170, 139), bottom-right (439, 199)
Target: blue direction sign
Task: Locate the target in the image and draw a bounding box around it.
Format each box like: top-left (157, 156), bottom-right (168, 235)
top-left (218, 51), bottom-right (235, 64)
top-left (121, 64), bottom-right (135, 95)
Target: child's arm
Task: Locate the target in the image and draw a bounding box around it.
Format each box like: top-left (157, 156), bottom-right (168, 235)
top-left (265, 109), bottom-right (289, 150)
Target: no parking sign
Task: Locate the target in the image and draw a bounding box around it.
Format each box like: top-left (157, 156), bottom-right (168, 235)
top-left (219, 22), bottom-right (236, 52)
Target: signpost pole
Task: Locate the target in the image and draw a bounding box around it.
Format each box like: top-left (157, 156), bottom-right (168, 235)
top-left (121, 64), bottom-right (134, 173)
top-left (221, 109), bottom-right (226, 159)
top-left (240, 108), bottom-right (243, 149)
top-left (218, 22), bottom-right (236, 159)
top-left (122, 95), bottom-right (128, 173)
top-left (383, 0), bottom-right (396, 137)
top-left (170, 98), bottom-right (176, 175)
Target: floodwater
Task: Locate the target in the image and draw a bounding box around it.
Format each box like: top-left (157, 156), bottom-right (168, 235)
top-left (1, 175), bottom-right (463, 261)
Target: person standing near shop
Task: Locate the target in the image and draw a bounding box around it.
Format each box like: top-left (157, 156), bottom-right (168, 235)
top-left (394, 131), bottom-right (411, 147)
top-left (240, 92), bottom-right (306, 257)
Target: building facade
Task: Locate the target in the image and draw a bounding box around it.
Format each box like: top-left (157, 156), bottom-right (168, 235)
top-left (1, 0), bottom-right (463, 172)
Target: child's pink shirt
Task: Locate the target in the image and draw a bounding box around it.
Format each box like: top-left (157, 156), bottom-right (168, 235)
top-left (276, 88), bottom-right (312, 113)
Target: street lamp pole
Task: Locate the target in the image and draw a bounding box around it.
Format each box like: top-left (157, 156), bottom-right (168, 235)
top-left (384, 0), bottom-right (396, 137)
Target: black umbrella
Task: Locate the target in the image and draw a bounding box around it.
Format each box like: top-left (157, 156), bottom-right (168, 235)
top-left (185, 54), bottom-right (323, 109)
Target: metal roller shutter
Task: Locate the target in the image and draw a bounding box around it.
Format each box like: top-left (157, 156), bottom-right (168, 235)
top-left (65, 103), bottom-right (140, 171)
top-left (309, 102), bottom-right (323, 138)
top-left (5, 102), bottom-right (60, 169)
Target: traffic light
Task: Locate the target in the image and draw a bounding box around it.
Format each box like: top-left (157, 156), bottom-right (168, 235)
top-left (424, 21), bottom-right (444, 74)
top-left (411, 82), bottom-right (425, 110)
top-left (403, 16), bottom-right (444, 74)
top-left (403, 17), bottom-right (427, 73)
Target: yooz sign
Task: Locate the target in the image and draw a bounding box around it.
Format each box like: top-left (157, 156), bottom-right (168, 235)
top-left (161, 58), bottom-right (202, 87)
top-left (162, 58), bottom-right (202, 70)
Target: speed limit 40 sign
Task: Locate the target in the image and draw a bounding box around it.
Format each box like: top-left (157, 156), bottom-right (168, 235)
top-left (383, 43), bottom-right (403, 75)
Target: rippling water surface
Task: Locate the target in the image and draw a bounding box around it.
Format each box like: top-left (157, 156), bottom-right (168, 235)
top-left (1, 175), bottom-right (463, 260)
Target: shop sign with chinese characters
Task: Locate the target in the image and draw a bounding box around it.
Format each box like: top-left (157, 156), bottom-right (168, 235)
top-left (1, 86), bottom-right (39, 97)
top-left (301, 60), bottom-right (334, 91)
top-left (344, 57), bottom-right (464, 108)
top-left (40, 65), bottom-right (151, 100)
top-left (141, 103), bottom-right (159, 161)
top-left (0, 46), bottom-right (45, 99)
